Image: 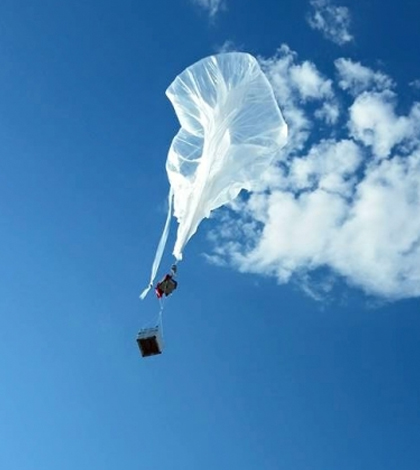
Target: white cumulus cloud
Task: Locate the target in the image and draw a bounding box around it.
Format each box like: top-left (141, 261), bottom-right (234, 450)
top-left (349, 91), bottom-right (420, 159)
top-left (329, 152), bottom-right (420, 298)
top-left (207, 46), bottom-right (420, 301)
top-left (307, 0), bottom-right (353, 45)
top-left (335, 58), bottom-right (394, 96)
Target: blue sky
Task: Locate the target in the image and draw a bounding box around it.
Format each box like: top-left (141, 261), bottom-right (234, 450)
top-left (1, 0), bottom-right (420, 469)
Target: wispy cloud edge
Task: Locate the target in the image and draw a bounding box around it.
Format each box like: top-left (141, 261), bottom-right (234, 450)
top-left (307, 0), bottom-right (353, 46)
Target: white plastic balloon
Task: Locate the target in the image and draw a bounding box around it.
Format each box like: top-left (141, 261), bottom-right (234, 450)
top-left (141, 52), bottom-right (287, 298)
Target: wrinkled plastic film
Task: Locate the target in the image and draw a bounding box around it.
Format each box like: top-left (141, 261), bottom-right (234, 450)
top-left (140, 52), bottom-right (287, 298)
top-left (140, 187), bottom-right (173, 299)
top-left (165, 52), bottom-right (288, 260)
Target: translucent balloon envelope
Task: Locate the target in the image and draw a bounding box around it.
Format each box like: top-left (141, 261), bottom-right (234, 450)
top-left (141, 52), bottom-right (287, 298)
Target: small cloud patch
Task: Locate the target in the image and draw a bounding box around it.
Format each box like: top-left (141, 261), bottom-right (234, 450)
top-left (307, 0), bottom-right (353, 45)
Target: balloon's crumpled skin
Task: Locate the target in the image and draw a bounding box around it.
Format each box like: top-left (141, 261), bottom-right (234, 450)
top-left (141, 52), bottom-right (287, 299)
